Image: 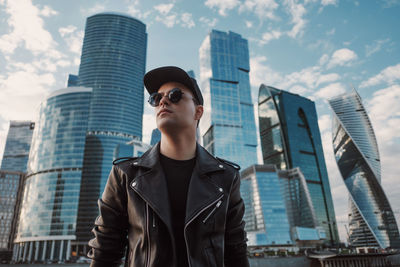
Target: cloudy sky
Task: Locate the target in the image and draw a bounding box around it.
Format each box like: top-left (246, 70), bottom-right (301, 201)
top-left (0, 0), bottom-right (399, 243)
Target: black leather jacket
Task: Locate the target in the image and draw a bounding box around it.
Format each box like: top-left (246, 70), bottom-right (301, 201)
top-left (88, 143), bottom-right (249, 267)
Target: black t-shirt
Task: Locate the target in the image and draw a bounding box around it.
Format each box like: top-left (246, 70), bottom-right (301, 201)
top-left (159, 153), bottom-right (196, 267)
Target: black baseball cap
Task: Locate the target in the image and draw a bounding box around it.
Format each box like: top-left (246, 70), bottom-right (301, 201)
top-left (143, 66), bottom-right (204, 105)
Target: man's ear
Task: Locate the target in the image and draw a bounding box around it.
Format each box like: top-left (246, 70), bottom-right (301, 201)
top-left (195, 105), bottom-right (203, 121)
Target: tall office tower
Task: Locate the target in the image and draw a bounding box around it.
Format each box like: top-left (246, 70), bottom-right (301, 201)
top-left (76, 13), bottom-right (147, 246)
top-left (67, 74), bottom-right (79, 87)
top-left (241, 165), bottom-right (325, 248)
top-left (150, 128), bottom-right (161, 146)
top-left (329, 90), bottom-right (400, 248)
top-left (258, 85), bottom-right (339, 245)
top-left (0, 171), bottom-right (24, 263)
top-left (12, 87), bottom-right (92, 263)
top-left (114, 139), bottom-right (151, 160)
top-left (199, 30), bottom-right (258, 170)
top-left (0, 121), bottom-right (34, 172)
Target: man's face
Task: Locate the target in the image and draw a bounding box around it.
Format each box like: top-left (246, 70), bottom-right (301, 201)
top-left (154, 81), bottom-right (202, 133)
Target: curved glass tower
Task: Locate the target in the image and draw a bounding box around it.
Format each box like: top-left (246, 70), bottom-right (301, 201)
top-left (329, 90), bottom-right (400, 248)
top-left (258, 85), bottom-right (339, 245)
top-left (13, 87), bottom-right (92, 263)
top-left (76, 13), bottom-right (147, 244)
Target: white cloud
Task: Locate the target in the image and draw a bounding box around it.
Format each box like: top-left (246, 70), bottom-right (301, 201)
top-left (360, 63), bottom-right (400, 88)
top-left (326, 28), bottom-right (335, 35)
top-left (327, 48), bottom-right (358, 69)
top-left (259, 30), bottom-right (283, 45)
top-left (365, 38), bottom-right (390, 57)
top-left (204, 0), bottom-right (240, 16)
top-left (239, 0), bottom-right (279, 20)
top-left (319, 54), bottom-right (330, 65)
top-left (316, 73), bottom-right (340, 86)
top-left (367, 84), bottom-right (400, 143)
top-left (181, 13), bottom-right (195, 28)
top-left (81, 4), bottom-right (106, 16)
top-left (250, 55), bottom-right (342, 97)
top-left (153, 4), bottom-right (195, 29)
top-left (199, 17), bottom-right (218, 28)
top-left (314, 82), bottom-right (346, 99)
top-left (40, 5), bottom-right (58, 17)
top-left (245, 20), bottom-right (253, 28)
top-left (154, 3), bottom-right (174, 15)
top-left (59, 25), bottom-right (84, 55)
top-left (249, 56), bottom-right (282, 90)
top-left (284, 0), bottom-right (307, 38)
top-left (321, 0), bottom-right (338, 6)
top-left (156, 14), bottom-right (177, 28)
top-left (0, 0), bottom-right (59, 55)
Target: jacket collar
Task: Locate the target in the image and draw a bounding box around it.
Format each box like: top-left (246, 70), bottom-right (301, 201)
top-left (135, 142), bottom-right (225, 174)
top-left (132, 142), bottom-right (226, 229)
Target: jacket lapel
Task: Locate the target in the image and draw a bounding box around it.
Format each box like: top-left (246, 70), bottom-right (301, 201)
top-left (130, 143), bottom-right (173, 236)
top-left (185, 143), bottom-right (225, 224)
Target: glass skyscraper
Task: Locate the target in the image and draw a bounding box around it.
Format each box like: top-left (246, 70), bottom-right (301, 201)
top-left (329, 90), bottom-right (400, 248)
top-left (258, 85), bottom-right (339, 245)
top-left (0, 121), bottom-right (35, 172)
top-left (13, 87), bottom-right (92, 263)
top-left (0, 171), bottom-right (24, 263)
top-left (76, 13), bottom-right (147, 244)
top-left (241, 165), bottom-right (325, 248)
top-left (0, 121), bottom-right (34, 262)
top-left (199, 30), bottom-right (258, 170)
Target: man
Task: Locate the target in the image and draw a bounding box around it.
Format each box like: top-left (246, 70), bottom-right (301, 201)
top-left (88, 66), bottom-right (249, 267)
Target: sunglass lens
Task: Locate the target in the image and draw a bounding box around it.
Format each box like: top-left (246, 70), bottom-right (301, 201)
top-left (169, 88), bottom-right (182, 103)
top-left (149, 93), bottom-right (162, 107)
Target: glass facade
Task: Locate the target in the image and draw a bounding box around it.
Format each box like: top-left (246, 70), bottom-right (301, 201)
top-left (199, 30), bottom-right (258, 170)
top-left (0, 121), bottom-right (35, 172)
top-left (76, 13), bottom-right (147, 243)
top-left (329, 90), bottom-right (400, 248)
top-left (241, 165), bottom-right (323, 247)
top-left (150, 128), bottom-right (161, 146)
top-left (258, 85), bottom-right (339, 245)
top-left (12, 87), bottom-right (92, 263)
top-left (0, 171), bottom-right (24, 260)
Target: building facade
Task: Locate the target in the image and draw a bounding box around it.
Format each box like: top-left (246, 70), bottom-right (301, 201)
top-left (258, 85), bottom-right (339, 245)
top-left (76, 12), bottom-right (147, 245)
top-left (12, 87), bottom-right (92, 263)
top-left (241, 165), bottom-right (325, 248)
top-left (0, 171), bottom-right (24, 262)
top-left (0, 121), bottom-right (35, 172)
top-left (329, 90), bottom-right (400, 248)
top-left (199, 30), bottom-right (258, 170)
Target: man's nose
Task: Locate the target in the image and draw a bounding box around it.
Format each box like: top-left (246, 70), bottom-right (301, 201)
top-left (158, 93), bottom-right (170, 106)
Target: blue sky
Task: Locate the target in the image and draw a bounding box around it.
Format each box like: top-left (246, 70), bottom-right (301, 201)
top-left (0, 0), bottom-right (399, 243)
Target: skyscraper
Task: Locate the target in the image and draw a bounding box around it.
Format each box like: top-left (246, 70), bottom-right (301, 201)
top-left (199, 30), bottom-right (258, 170)
top-left (76, 13), bottom-right (147, 244)
top-left (329, 90), bottom-right (400, 248)
top-left (13, 87), bottom-right (92, 263)
top-left (258, 85), bottom-right (339, 245)
top-left (0, 121), bottom-right (34, 172)
top-left (241, 164), bottom-right (325, 248)
top-left (0, 171), bottom-right (24, 263)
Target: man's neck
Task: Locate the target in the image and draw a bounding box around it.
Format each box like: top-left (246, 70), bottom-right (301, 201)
top-left (159, 131), bottom-right (197, 160)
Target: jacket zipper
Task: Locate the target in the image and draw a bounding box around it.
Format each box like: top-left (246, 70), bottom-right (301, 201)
top-left (202, 200), bottom-right (222, 224)
top-left (184, 194), bottom-right (224, 267)
top-left (146, 203), bottom-right (151, 267)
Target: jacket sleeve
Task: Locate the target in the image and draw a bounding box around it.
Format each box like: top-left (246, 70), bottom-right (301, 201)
top-left (87, 165), bottom-right (129, 267)
top-left (224, 170), bottom-right (250, 267)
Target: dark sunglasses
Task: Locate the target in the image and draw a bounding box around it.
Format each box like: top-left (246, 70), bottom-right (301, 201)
top-left (148, 87), bottom-right (197, 107)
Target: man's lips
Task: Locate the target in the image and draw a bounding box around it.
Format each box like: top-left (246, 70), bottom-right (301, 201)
top-left (157, 108), bottom-right (172, 116)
